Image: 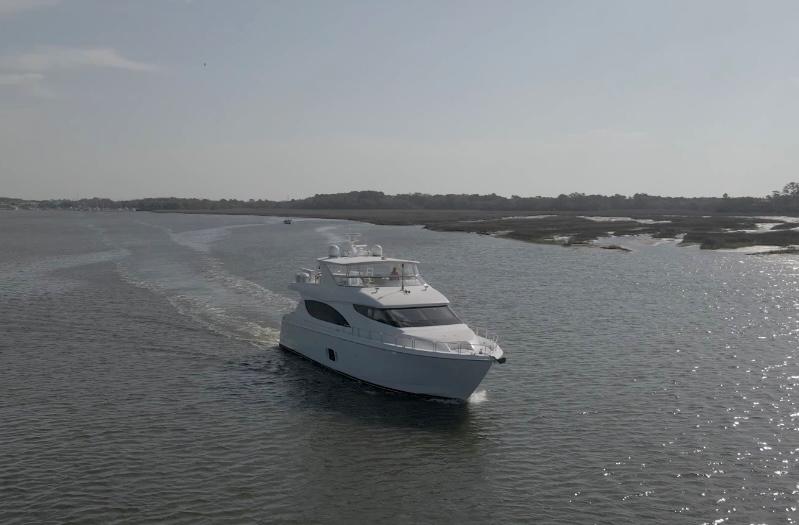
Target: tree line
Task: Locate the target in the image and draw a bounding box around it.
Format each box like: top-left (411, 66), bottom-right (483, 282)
top-left (11, 182), bottom-right (799, 213)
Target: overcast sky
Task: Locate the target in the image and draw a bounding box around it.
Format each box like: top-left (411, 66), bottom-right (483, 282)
top-left (1, 0), bottom-right (798, 200)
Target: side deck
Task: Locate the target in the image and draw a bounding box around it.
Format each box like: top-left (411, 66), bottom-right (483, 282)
top-left (282, 316), bottom-right (503, 360)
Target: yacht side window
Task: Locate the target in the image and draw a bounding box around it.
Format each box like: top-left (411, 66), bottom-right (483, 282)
top-left (304, 300), bottom-right (350, 327)
top-left (353, 305), bottom-right (393, 326)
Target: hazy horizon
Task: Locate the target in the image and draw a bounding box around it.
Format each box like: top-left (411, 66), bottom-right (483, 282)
top-left (2, 1), bottom-right (799, 201)
top-left (0, 185), bottom-right (793, 202)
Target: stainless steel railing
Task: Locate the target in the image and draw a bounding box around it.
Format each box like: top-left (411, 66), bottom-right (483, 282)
top-left (343, 325), bottom-right (500, 356)
top-left (283, 318), bottom-right (500, 356)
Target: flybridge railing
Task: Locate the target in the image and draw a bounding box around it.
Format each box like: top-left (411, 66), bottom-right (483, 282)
top-left (331, 274), bottom-right (426, 288)
top-left (339, 325), bottom-right (500, 356)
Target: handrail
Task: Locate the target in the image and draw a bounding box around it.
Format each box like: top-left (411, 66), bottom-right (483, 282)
top-left (302, 265), bottom-right (425, 288)
top-left (331, 275), bottom-right (426, 288)
top-left (284, 317), bottom-right (500, 356)
top-left (340, 325), bottom-right (500, 356)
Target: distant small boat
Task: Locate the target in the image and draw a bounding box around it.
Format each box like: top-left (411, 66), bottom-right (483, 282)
top-left (283, 219), bottom-right (293, 224)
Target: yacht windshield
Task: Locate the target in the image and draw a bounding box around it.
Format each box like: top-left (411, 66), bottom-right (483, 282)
top-left (327, 262), bottom-right (423, 287)
top-left (354, 305), bottom-right (461, 327)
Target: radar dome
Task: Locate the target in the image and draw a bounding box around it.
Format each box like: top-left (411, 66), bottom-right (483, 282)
top-left (371, 244), bottom-right (383, 257)
top-left (328, 244), bottom-right (341, 258)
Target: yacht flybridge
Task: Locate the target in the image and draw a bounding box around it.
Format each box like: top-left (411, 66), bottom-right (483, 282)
top-left (279, 235), bottom-right (505, 400)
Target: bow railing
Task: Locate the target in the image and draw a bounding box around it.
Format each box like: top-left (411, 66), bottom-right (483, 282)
top-left (344, 325), bottom-right (499, 356)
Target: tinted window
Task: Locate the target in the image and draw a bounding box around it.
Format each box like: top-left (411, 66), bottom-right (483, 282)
top-left (305, 300), bottom-right (350, 327)
top-left (354, 305), bottom-right (461, 328)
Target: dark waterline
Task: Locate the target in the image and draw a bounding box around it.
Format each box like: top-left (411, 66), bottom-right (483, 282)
top-left (2, 211), bottom-right (799, 524)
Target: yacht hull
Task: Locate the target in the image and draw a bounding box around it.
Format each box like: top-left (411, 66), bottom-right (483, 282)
top-left (279, 320), bottom-right (493, 400)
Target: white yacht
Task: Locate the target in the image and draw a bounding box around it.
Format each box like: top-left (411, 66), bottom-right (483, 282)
top-left (279, 235), bottom-right (505, 400)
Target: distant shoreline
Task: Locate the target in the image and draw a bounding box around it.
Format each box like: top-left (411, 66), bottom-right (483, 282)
top-left (155, 208), bottom-right (799, 251)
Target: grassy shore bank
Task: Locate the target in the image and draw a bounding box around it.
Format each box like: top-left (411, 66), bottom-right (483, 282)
top-left (157, 208), bottom-right (799, 250)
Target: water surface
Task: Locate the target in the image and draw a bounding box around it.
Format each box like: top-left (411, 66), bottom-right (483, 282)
top-left (2, 211), bottom-right (799, 524)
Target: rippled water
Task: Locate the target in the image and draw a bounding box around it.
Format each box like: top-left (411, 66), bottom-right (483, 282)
top-left (2, 211), bottom-right (799, 524)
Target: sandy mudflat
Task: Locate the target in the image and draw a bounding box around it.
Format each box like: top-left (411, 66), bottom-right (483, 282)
top-left (159, 208), bottom-right (799, 250)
